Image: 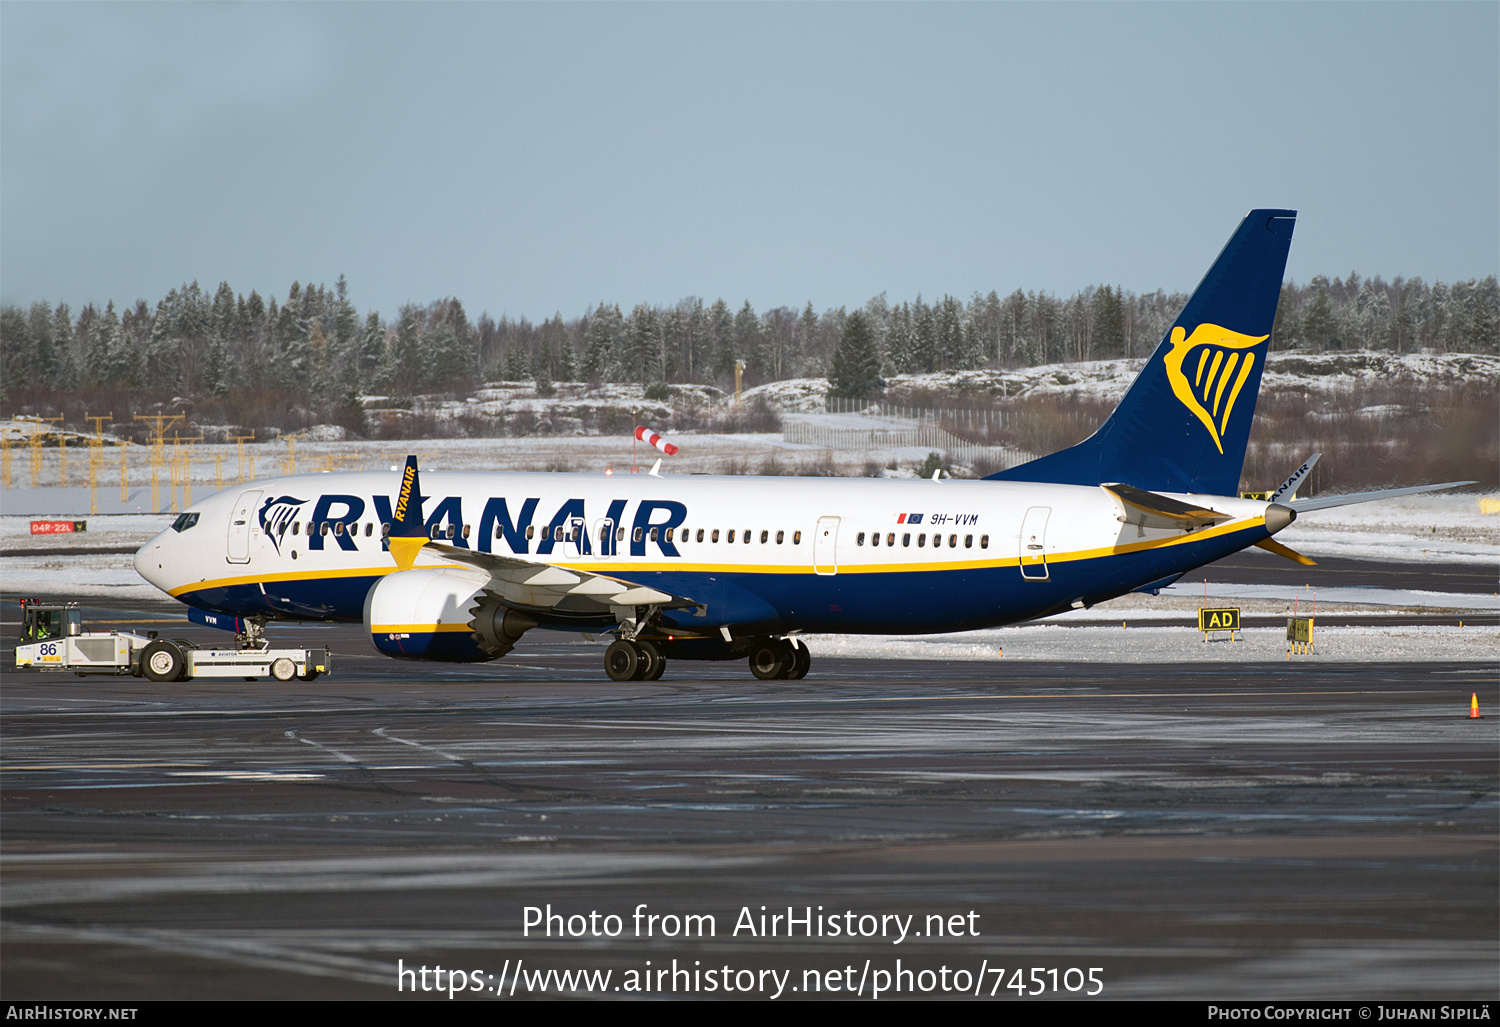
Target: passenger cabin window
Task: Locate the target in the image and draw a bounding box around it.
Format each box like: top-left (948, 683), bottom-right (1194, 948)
top-left (856, 532), bottom-right (866, 546)
top-left (932, 533), bottom-right (940, 548)
top-left (949, 534), bottom-right (957, 548)
top-left (793, 531), bottom-right (801, 544)
top-left (381, 523), bottom-right (390, 536)
top-left (902, 532), bottom-right (910, 547)
top-left (292, 522), bottom-right (300, 536)
top-left (526, 525), bottom-right (535, 540)
top-left (697, 529), bottom-right (705, 542)
top-left (727, 530), bottom-right (735, 543)
top-left (759, 530), bottom-right (768, 543)
top-left (964, 534), bottom-right (973, 548)
top-left (980, 534), bottom-right (989, 549)
top-left (463, 524), bottom-right (471, 539)
top-left (649, 527), bottom-right (659, 541)
top-left (886, 532), bottom-right (895, 546)
top-left (633, 526), bottom-right (643, 542)
top-left (712, 529), bottom-right (720, 543)
top-left (776, 530), bottom-right (784, 544)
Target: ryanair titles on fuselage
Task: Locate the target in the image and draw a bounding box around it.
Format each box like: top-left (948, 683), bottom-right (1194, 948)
top-left (256, 487), bottom-right (987, 560)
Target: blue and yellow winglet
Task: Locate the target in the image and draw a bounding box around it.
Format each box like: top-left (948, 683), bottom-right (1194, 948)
top-left (387, 455), bottom-right (428, 571)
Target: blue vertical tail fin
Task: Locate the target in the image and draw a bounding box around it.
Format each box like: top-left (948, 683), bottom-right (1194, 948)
top-left (987, 209), bottom-right (1296, 495)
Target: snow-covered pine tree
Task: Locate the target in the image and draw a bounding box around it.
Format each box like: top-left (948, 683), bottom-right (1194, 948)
top-left (826, 309), bottom-right (883, 404)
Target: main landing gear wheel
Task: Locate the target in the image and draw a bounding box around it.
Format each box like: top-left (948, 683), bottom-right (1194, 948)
top-left (605, 640), bottom-right (640, 681)
top-left (141, 639), bottom-right (186, 683)
top-left (636, 640), bottom-right (666, 681)
top-left (270, 657), bottom-right (297, 682)
top-left (605, 640), bottom-right (668, 681)
top-left (787, 641), bottom-right (810, 679)
top-left (748, 640), bottom-right (788, 680)
top-left (748, 638), bottom-right (809, 680)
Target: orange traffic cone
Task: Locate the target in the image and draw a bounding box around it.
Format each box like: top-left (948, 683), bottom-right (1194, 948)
top-left (1470, 694), bottom-right (1482, 719)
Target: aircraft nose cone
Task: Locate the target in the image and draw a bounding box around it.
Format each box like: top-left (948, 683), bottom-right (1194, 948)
top-left (1265, 503), bottom-right (1296, 535)
top-left (133, 537), bottom-right (167, 589)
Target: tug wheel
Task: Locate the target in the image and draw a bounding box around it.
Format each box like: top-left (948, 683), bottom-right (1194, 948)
top-left (141, 640), bottom-right (186, 683)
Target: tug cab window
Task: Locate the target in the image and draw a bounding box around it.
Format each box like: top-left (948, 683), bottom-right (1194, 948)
top-left (20, 605), bottom-right (81, 642)
top-left (170, 512), bottom-right (200, 532)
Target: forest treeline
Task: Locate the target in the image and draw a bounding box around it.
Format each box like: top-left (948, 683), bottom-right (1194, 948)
top-left (2, 271), bottom-right (1496, 432)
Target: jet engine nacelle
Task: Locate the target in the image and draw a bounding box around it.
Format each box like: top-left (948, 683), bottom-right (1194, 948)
top-left (363, 566), bottom-right (492, 662)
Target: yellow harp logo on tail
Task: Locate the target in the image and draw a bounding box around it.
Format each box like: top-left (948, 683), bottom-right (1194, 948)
top-left (1162, 324), bottom-right (1268, 454)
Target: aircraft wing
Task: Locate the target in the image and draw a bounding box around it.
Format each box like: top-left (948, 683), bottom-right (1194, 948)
top-left (424, 541), bottom-right (699, 614)
top-left (1288, 481), bottom-right (1474, 512)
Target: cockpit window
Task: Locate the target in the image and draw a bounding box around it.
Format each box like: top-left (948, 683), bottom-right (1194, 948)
top-left (170, 512), bottom-right (200, 532)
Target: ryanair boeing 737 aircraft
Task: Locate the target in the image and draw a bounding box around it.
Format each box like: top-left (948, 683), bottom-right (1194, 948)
top-left (133, 210), bottom-right (1466, 680)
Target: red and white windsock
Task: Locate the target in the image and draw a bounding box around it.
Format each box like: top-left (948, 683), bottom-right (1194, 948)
top-left (634, 425), bottom-right (679, 456)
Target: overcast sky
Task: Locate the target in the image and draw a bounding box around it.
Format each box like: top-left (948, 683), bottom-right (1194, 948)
top-left (3, 2), bottom-right (1496, 322)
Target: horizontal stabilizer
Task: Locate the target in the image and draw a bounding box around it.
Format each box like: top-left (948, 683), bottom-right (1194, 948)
top-left (1103, 483), bottom-right (1232, 524)
top-left (1290, 481), bottom-right (1474, 512)
top-left (1253, 537), bottom-right (1317, 566)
